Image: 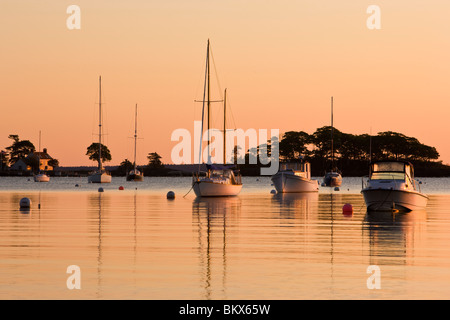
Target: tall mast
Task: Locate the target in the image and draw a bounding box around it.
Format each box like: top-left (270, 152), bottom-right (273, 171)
top-left (38, 130), bottom-right (41, 172)
top-left (223, 88), bottom-right (227, 164)
top-left (207, 39), bottom-right (211, 163)
top-left (134, 103), bottom-right (138, 170)
top-left (98, 76), bottom-right (102, 170)
top-left (331, 96), bottom-right (334, 170)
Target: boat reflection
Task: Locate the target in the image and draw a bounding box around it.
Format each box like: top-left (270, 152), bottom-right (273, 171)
top-left (271, 192), bottom-right (319, 220)
top-left (192, 196), bottom-right (241, 299)
top-left (363, 210), bottom-right (428, 266)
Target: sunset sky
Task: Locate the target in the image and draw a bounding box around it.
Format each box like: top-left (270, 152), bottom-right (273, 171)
top-left (1, 1), bottom-right (449, 167)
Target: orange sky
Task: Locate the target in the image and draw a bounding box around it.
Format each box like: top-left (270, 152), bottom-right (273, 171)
top-left (1, 1), bottom-right (449, 167)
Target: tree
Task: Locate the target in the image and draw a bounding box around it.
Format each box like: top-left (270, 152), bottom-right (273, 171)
top-left (48, 159), bottom-right (60, 168)
top-left (279, 131), bottom-right (311, 161)
top-left (86, 143), bottom-right (112, 164)
top-left (5, 134), bottom-right (35, 165)
top-left (0, 150), bottom-right (9, 171)
top-left (147, 152), bottom-right (163, 168)
top-left (116, 159), bottom-right (133, 176)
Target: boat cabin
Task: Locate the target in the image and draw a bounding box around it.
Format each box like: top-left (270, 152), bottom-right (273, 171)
top-left (279, 161), bottom-right (311, 180)
top-left (367, 161), bottom-right (417, 191)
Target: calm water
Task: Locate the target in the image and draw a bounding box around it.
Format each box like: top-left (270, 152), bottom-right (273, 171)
top-left (1, 176), bottom-right (450, 299)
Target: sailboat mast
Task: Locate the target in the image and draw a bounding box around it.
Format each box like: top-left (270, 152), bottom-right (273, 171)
top-left (98, 76), bottom-right (102, 170)
top-left (134, 104), bottom-right (138, 171)
top-left (331, 96), bottom-right (334, 170)
top-left (223, 88), bottom-right (227, 164)
top-left (207, 39), bottom-right (211, 163)
top-left (38, 130), bottom-right (41, 172)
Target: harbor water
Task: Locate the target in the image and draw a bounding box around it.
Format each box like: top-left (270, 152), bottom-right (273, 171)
top-left (1, 176), bottom-right (450, 299)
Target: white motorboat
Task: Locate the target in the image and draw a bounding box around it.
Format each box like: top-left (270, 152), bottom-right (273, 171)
top-left (191, 40), bottom-right (242, 197)
top-left (271, 161), bottom-right (319, 193)
top-left (126, 104), bottom-right (144, 182)
top-left (323, 96), bottom-right (342, 187)
top-left (361, 160), bottom-right (428, 212)
top-left (88, 76), bottom-right (111, 184)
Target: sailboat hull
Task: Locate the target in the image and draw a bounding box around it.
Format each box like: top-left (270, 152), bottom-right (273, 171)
top-left (193, 181), bottom-right (242, 197)
top-left (271, 172), bottom-right (319, 193)
top-left (34, 174), bottom-right (50, 182)
top-left (88, 172), bottom-right (112, 183)
top-left (322, 172), bottom-right (342, 187)
top-left (126, 173), bottom-right (144, 182)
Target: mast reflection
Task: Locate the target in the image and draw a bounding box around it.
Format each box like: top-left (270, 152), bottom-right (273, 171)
top-left (192, 197), bottom-right (241, 299)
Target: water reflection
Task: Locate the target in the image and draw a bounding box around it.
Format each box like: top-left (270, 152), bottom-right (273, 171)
top-left (192, 197), bottom-right (241, 299)
top-left (363, 210), bottom-right (428, 266)
top-left (271, 193), bottom-right (319, 219)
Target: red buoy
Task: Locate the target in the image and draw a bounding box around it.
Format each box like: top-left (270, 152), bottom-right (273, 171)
top-left (342, 203), bottom-right (353, 215)
top-left (119, 186), bottom-right (124, 190)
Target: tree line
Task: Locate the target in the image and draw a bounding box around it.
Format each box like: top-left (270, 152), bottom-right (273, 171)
top-left (1, 128), bottom-right (444, 176)
top-left (278, 127), bottom-right (439, 163)
top-left (0, 136), bottom-right (165, 176)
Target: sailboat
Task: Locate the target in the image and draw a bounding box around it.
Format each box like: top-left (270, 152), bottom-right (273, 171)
top-left (192, 40), bottom-right (242, 197)
top-left (322, 96), bottom-right (342, 187)
top-left (126, 104), bottom-right (144, 181)
top-left (34, 131), bottom-right (50, 182)
top-left (88, 76), bottom-right (112, 184)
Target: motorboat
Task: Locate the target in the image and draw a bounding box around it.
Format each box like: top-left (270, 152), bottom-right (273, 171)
top-left (361, 160), bottom-right (428, 212)
top-left (271, 161), bottom-right (319, 193)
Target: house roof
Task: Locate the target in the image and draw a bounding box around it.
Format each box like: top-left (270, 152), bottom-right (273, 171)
top-left (27, 152), bottom-right (53, 160)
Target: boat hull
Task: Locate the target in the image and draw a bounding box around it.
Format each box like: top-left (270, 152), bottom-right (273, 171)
top-left (322, 172), bottom-right (342, 187)
top-left (193, 181), bottom-right (242, 197)
top-left (361, 188), bottom-right (428, 212)
top-left (126, 173), bottom-right (144, 182)
top-left (271, 172), bottom-right (319, 193)
top-left (88, 172), bottom-right (112, 183)
top-left (34, 174), bottom-right (50, 182)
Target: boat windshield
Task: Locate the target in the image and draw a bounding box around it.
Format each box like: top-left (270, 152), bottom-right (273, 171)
top-left (371, 162), bottom-right (406, 180)
top-left (370, 172), bottom-right (405, 180)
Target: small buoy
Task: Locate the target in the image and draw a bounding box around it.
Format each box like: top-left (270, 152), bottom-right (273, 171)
top-left (342, 203), bottom-right (353, 215)
top-left (256, 179), bottom-right (259, 181)
top-left (98, 187), bottom-right (104, 193)
top-left (334, 187), bottom-right (340, 191)
top-left (270, 189), bottom-right (277, 194)
top-left (20, 197), bottom-right (31, 209)
top-left (167, 191), bottom-right (175, 199)
top-left (75, 184), bottom-right (79, 187)
top-left (119, 186), bottom-right (124, 190)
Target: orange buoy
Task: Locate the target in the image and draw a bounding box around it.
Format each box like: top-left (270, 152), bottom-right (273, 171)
top-left (342, 203), bottom-right (353, 215)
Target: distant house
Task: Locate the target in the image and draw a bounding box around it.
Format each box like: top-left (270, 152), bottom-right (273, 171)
top-left (10, 159), bottom-right (30, 172)
top-left (26, 148), bottom-right (54, 171)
